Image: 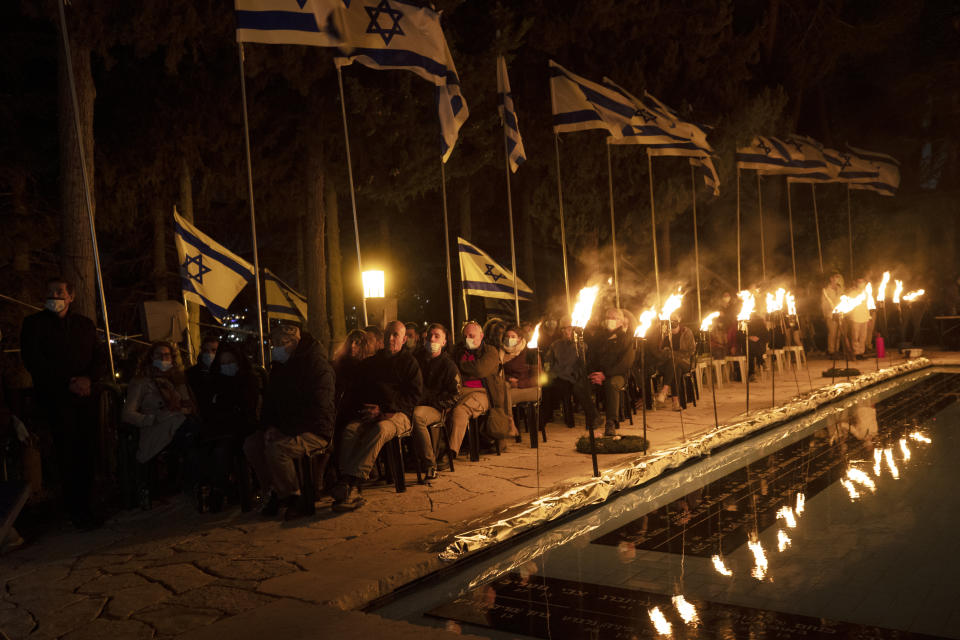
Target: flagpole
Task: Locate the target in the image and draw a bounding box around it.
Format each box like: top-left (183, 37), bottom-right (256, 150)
top-left (501, 100), bottom-right (521, 325)
top-left (787, 180), bottom-right (797, 287)
top-left (440, 159), bottom-right (456, 333)
top-left (238, 44), bottom-right (266, 367)
top-left (335, 64), bottom-right (369, 328)
top-left (691, 164), bottom-right (701, 320)
top-left (57, 0), bottom-right (115, 379)
top-left (757, 172), bottom-right (766, 281)
top-left (811, 184), bottom-right (824, 273)
top-left (736, 167), bottom-right (742, 290)
top-left (458, 244), bottom-right (469, 322)
top-left (606, 143), bottom-right (621, 308)
top-left (846, 184), bottom-right (854, 280)
top-left (553, 134), bottom-right (571, 314)
top-left (647, 150), bottom-right (661, 306)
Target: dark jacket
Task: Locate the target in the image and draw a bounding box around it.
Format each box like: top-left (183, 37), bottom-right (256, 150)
top-left (199, 372), bottom-right (260, 439)
top-left (261, 332), bottom-right (335, 440)
top-left (415, 349), bottom-right (460, 411)
top-left (20, 309), bottom-right (105, 398)
top-left (503, 348), bottom-right (536, 388)
top-left (586, 328), bottom-right (635, 378)
top-left (351, 348), bottom-right (423, 420)
top-left (547, 338), bottom-right (582, 384)
top-left (660, 325), bottom-right (697, 364)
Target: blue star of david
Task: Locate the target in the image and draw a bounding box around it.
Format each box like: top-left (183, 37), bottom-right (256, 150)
top-left (182, 254), bottom-right (211, 285)
top-left (484, 264), bottom-right (505, 282)
top-left (365, 0), bottom-right (404, 46)
top-left (636, 109), bottom-right (655, 124)
top-left (757, 139), bottom-right (771, 155)
top-left (840, 153), bottom-right (852, 169)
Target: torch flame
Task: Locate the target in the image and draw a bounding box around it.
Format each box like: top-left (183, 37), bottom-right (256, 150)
top-left (840, 478), bottom-right (860, 500)
top-left (658, 288), bottom-right (684, 321)
top-left (832, 293), bottom-right (864, 315)
top-left (876, 271), bottom-right (890, 302)
top-left (884, 447), bottom-right (900, 479)
top-left (571, 286), bottom-right (599, 329)
top-left (846, 467), bottom-right (876, 492)
top-left (795, 493), bottom-right (805, 515)
top-left (528, 323), bottom-right (541, 349)
top-left (865, 283), bottom-right (876, 310)
top-left (635, 307), bottom-right (657, 338)
top-left (777, 529), bottom-right (792, 552)
top-left (736, 290), bottom-right (755, 322)
top-left (902, 289), bottom-right (925, 302)
top-left (776, 506), bottom-right (797, 528)
top-left (873, 448), bottom-right (882, 477)
top-left (892, 280), bottom-right (903, 304)
top-left (700, 311), bottom-right (720, 332)
top-left (748, 539), bottom-right (768, 580)
top-left (766, 288), bottom-right (785, 314)
top-left (648, 607), bottom-right (672, 635)
top-left (909, 432), bottom-right (931, 444)
top-left (785, 291), bottom-right (798, 317)
top-left (672, 595), bottom-right (699, 625)
top-left (711, 555), bottom-right (733, 576)
top-left (899, 438), bottom-right (911, 461)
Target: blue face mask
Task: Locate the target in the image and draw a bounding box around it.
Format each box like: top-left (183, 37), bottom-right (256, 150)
top-left (271, 345), bottom-right (290, 363)
top-left (220, 363), bottom-right (239, 377)
top-left (153, 359), bottom-right (173, 373)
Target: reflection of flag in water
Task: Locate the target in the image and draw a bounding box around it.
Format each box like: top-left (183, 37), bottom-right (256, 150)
top-left (264, 269), bottom-right (307, 324)
top-left (174, 211), bottom-right (254, 323)
top-left (847, 145), bottom-right (899, 196)
top-left (458, 237), bottom-right (533, 300)
top-left (497, 55), bottom-right (526, 172)
top-left (549, 61), bottom-right (636, 138)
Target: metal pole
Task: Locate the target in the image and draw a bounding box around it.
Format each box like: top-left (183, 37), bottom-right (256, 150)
top-left (666, 319), bottom-right (686, 440)
top-left (691, 165), bottom-right (702, 321)
top-left (440, 160), bottom-right (456, 334)
top-left (238, 44), bottom-right (266, 366)
top-left (502, 111), bottom-right (521, 325)
top-left (640, 337), bottom-right (648, 453)
top-left (811, 183), bottom-right (823, 273)
top-left (647, 151), bottom-right (661, 305)
top-left (744, 321), bottom-right (750, 414)
top-left (553, 134), bottom-right (571, 314)
top-left (336, 65), bottom-right (369, 327)
top-left (606, 144), bottom-right (621, 308)
top-left (575, 329), bottom-right (599, 477)
top-left (57, 1), bottom-right (115, 379)
top-left (787, 180), bottom-right (798, 287)
top-left (846, 184), bottom-right (854, 280)
top-left (757, 172), bottom-right (766, 281)
top-left (736, 167), bottom-right (742, 290)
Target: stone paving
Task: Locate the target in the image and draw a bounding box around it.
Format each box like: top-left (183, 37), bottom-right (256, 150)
top-left (0, 352), bottom-right (950, 639)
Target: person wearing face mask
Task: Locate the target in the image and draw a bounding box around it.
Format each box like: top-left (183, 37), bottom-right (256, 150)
top-left (586, 308), bottom-right (636, 437)
top-left (243, 323), bottom-right (335, 520)
top-left (403, 322), bottom-right (421, 353)
top-left (502, 325), bottom-right (538, 409)
top-left (652, 314), bottom-right (697, 410)
top-left (412, 323), bottom-right (460, 477)
top-left (20, 277), bottom-right (106, 529)
top-left (186, 335), bottom-right (219, 405)
top-left (447, 321), bottom-right (516, 457)
top-left (122, 342), bottom-right (197, 466)
top-left (332, 321), bottom-right (423, 511)
top-left (191, 343), bottom-right (259, 511)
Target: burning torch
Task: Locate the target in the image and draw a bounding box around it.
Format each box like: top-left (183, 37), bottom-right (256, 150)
top-left (737, 290), bottom-right (755, 414)
top-left (571, 286), bottom-right (600, 477)
top-left (659, 289), bottom-right (686, 439)
top-left (700, 311), bottom-right (721, 430)
top-left (634, 307), bottom-right (657, 454)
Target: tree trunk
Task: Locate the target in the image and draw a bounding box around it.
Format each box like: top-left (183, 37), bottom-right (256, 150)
top-left (661, 216), bottom-right (672, 273)
top-left (305, 152), bottom-right (330, 350)
top-left (58, 35), bottom-right (97, 320)
top-left (178, 158), bottom-right (201, 359)
top-left (325, 179), bottom-right (346, 344)
top-left (152, 197), bottom-right (168, 301)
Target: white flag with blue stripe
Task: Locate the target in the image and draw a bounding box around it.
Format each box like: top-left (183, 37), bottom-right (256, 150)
top-left (458, 237), bottom-right (533, 301)
top-left (690, 156), bottom-right (720, 196)
top-left (848, 145), bottom-right (899, 196)
top-left (549, 61), bottom-right (636, 138)
top-left (264, 269), bottom-right (308, 323)
top-left (235, 0), bottom-right (349, 47)
top-left (736, 136), bottom-right (802, 172)
top-left (497, 55), bottom-right (525, 172)
top-left (174, 211), bottom-right (254, 323)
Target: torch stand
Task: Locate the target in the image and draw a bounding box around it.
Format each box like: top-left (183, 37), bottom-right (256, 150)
top-left (665, 319), bottom-right (686, 441)
top-left (638, 336), bottom-right (649, 453)
top-left (700, 330), bottom-right (720, 430)
top-left (743, 321), bottom-right (750, 414)
top-left (575, 328), bottom-right (600, 477)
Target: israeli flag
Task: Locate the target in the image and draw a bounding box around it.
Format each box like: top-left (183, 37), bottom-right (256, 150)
top-left (690, 156), bottom-right (721, 196)
top-left (174, 211), bottom-right (254, 323)
top-left (497, 55), bottom-right (526, 173)
top-left (458, 237), bottom-right (533, 301)
top-left (736, 136), bottom-right (801, 172)
top-left (836, 146), bottom-right (882, 184)
top-left (549, 61), bottom-right (636, 138)
top-left (848, 145), bottom-right (900, 196)
top-left (235, 0), bottom-right (349, 47)
top-left (264, 269), bottom-right (308, 323)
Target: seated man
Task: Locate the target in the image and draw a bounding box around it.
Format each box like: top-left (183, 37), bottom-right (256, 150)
top-left (587, 308), bottom-right (635, 436)
top-left (652, 315), bottom-right (696, 410)
top-left (447, 321), bottom-right (513, 456)
top-left (412, 323), bottom-right (460, 476)
top-left (540, 321), bottom-right (600, 429)
top-left (243, 324), bottom-right (334, 520)
top-left (333, 320), bottom-right (423, 511)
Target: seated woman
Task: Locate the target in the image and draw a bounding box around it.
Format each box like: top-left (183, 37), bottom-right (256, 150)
top-left (503, 324), bottom-right (538, 406)
top-left (193, 343), bottom-right (259, 510)
top-left (122, 342), bottom-right (197, 465)
top-left (652, 315), bottom-right (696, 411)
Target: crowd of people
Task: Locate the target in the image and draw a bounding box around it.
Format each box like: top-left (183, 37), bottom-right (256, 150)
top-left (0, 271), bottom-right (934, 529)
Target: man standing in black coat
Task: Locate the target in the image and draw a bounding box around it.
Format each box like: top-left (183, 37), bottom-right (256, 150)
top-left (243, 323), bottom-right (335, 520)
top-left (20, 277), bottom-right (105, 529)
top-left (333, 320), bottom-right (423, 511)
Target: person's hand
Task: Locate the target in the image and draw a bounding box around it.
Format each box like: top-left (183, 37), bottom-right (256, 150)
top-left (264, 427), bottom-right (282, 442)
top-left (68, 376), bottom-right (91, 397)
top-left (589, 371), bottom-right (605, 385)
top-left (508, 377), bottom-right (519, 388)
top-left (749, 335), bottom-right (759, 342)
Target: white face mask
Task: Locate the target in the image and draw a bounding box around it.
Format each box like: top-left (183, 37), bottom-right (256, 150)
top-left (429, 341), bottom-right (442, 354)
top-left (505, 337), bottom-right (518, 348)
top-left (605, 319), bottom-right (619, 331)
top-left (199, 352), bottom-right (214, 368)
top-left (406, 337), bottom-right (417, 349)
top-left (45, 298), bottom-right (67, 314)
top-left (465, 337), bottom-right (479, 350)
top-left (271, 345), bottom-right (290, 363)
top-left (220, 363), bottom-right (239, 377)
top-left (153, 359), bottom-right (173, 372)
